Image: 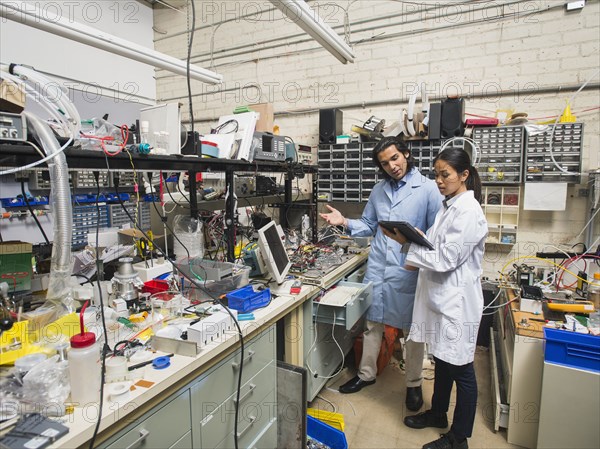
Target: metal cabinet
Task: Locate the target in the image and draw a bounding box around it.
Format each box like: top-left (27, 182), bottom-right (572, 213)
top-left (537, 362), bottom-right (600, 449)
top-left (303, 273), bottom-right (373, 401)
top-left (190, 326), bottom-right (277, 448)
top-left (99, 390), bottom-right (192, 449)
top-left (491, 291), bottom-right (544, 449)
top-left (99, 326), bottom-right (277, 449)
top-left (312, 281), bottom-right (373, 330)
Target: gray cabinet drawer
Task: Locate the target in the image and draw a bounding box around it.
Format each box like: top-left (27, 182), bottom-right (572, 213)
top-left (213, 390), bottom-right (277, 449)
top-left (169, 431), bottom-right (192, 449)
top-left (198, 363), bottom-right (276, 449)
top-left (248, 417), bottom-right (277, 449)
top-left (102, 390), bottom-right (191, 449)
top-left (313, 281), bottom-right (373, 330)
top-left (190, 326), bottom-right (276, 420)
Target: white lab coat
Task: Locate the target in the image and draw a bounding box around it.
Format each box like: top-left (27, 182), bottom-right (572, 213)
top-left (406, 190), bottom-right (488, 366)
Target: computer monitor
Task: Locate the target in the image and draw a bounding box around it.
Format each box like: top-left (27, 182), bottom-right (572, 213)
top-left (256, 221), bottom-right (291, 284)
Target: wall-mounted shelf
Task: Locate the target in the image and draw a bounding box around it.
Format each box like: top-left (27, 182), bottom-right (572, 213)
top-left (482, 185), bottom-right (520, 245)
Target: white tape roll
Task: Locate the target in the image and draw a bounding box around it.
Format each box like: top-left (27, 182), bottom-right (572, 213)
top-left (107, 382), bottom-right (131, 402)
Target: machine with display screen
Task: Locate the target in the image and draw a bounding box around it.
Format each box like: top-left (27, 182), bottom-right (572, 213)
top-left (256, 221), bottom-right (292, 291)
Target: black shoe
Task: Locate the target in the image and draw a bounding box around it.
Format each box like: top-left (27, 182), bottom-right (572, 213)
top-left (422, 431), bottom-right (468, 449)
top-left (338, 375), bottom-right (375, 394)
top-left (406, 386), bottom-right (424, 411)
top-left (404, 410), bottom-right (448, 429)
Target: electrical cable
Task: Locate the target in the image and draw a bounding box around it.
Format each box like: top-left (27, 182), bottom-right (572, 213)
top-left (546, 68), bottom-right (600, 175)
top-left (88, 172), bottom-right (111, 449)
top-left (305, 293), bottom-right (346, 380)
top-left (186, 0), bottom-right (197, 154)
top-left (20, 179), bottom-right (50, 245)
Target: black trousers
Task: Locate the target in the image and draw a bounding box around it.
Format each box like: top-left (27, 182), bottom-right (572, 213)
top-left (431, 356), bottom-right (478, 440)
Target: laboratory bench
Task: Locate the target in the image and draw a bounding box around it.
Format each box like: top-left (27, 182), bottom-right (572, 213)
top-left (23, 251), bottom-right (370, 448)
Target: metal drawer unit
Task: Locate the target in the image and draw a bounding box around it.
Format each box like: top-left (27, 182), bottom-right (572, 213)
top-left (72, 203), bottom-right (108, 249)
top-left (190, 325), bottom-right (276, 447)
top-left (109, 201), bottom-right (152, 230)
top-left (473, 126), bottom-right (524, 184)
top-left (317, 143), bottom-right (364, 203)
top-left (111, 170), bottom-right (139, 188)
top-left (100, 390), bottom-right (192, 449)
top-left (199, 364), bottom-right (276, 449)
top-left (360, 144), bottom-right (378, 202)
top-left (407, 140), bottom-right (441, 179)
top-left (28, 170), bottom-right (51, 190)
top-left (313, 281), bottom-right (373, 330)
top-left (72, 170), bottom-right (110, 189)
top-left (303, 277), bottom-right (370, 400)
top-left (524, 123), bottom-right (583, 183)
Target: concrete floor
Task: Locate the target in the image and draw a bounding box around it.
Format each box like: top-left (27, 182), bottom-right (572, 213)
top-left (309, 347), bottom-right (521, 449)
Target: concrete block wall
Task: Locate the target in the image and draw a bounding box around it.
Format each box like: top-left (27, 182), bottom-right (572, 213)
top-left (153, 0), bottom-right (600, 279)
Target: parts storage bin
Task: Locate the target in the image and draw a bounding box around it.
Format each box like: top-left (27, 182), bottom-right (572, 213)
top-left (226, 285), bottom-right (271, 313)
top-left (544, 327), bottom-right (600, 373)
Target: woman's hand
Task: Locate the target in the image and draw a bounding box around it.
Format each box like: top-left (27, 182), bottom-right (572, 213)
top-left (380, 224), bottom-right (408, 244)
top-left (319, 205), bottom-right (347, 227)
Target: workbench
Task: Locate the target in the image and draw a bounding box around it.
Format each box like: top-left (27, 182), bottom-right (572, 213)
top-left (37, 252), bottom-right (370, 448)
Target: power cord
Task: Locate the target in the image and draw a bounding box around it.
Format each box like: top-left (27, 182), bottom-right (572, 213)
top-left (88, 171), bottom-right (111, 449)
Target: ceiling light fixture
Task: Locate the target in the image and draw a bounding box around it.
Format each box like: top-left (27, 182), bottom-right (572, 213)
top-left (268, 0), bottom-right (355, 64)
top-left (0, 2), bottom-right (223, 84)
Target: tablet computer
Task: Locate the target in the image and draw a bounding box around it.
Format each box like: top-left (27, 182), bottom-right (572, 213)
top-left (379, 221), bottom-right (435, 250)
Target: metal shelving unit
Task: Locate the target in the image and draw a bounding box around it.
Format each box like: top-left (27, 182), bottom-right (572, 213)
top-left (1, 144), bottom-right (318, 261)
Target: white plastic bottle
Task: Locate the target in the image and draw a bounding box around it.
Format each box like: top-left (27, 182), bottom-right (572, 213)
top-left (68, 331), bottom-right (101, 406)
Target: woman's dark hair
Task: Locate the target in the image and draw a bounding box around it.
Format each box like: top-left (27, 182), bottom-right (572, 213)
top-left (434, 148), bottom-right (482, 202)
top-left (371, 136), bottom-right (414, 179)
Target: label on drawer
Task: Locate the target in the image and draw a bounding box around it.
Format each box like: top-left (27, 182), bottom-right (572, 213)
top-left (201, 414), bottom-right (214, 426)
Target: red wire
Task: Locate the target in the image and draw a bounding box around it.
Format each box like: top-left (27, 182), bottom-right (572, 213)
top-left (556, 255), bottom-right (600, 290)
top-left (80, 300), bottom-right (89, 334)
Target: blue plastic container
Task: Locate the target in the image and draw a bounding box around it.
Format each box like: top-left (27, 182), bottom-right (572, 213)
top-left (544, 327), bottom-right (600, 373)
top-left (307, 415), bottom-right (348, 449)
top-left (226, 285), bottom-right (271, 313)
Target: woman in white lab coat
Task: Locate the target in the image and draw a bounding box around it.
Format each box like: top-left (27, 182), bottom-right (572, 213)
top-left (381, 147), bottom-right (487, 449)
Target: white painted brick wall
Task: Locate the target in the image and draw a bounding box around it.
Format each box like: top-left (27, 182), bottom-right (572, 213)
top-left (152, 0), bottom-right (600, 278)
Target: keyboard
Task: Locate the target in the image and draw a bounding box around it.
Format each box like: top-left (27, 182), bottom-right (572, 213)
top-left (318, 286), bottom-right (362, 307)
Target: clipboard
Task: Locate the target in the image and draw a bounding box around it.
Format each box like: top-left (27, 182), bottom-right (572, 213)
top-left (378, 221), bottom-right (435, 250)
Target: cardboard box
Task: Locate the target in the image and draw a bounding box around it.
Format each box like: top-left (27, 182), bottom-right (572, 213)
top-left (249, 103), bottom-right (274, 133)
top-left (0, 79), bottom-right (25, 113)
top-left (0, 241), bottom-right (33, 291)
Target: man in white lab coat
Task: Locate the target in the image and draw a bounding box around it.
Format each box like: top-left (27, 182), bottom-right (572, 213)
top-left (320, 137), bottom-right (442, 411)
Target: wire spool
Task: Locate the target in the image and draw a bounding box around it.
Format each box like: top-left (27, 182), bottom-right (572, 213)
top-left (487, 192), bottom-right (501, 205)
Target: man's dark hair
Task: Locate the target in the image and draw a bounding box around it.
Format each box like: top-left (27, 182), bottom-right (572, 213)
top-left (371, 136), bottom-right (414, 179)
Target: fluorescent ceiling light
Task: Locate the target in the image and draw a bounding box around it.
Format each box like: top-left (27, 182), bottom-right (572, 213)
top-left (0, 2), bottom-right (223, 84)
top-left (268, 0), bottom-right (355, 64)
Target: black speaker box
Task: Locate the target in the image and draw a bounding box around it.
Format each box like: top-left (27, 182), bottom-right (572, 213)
top-left (441, 98), bottom-right (465, 138)
top-left (319, 108), bottom-right (343, 144)
top-left (427, 102), bottom-right (442, 140)
top-left (180, 131), bottom-right (201, 155)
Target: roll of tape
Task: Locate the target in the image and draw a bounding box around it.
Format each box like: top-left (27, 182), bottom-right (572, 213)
top-left (107, 382), bottom-right (131, 402)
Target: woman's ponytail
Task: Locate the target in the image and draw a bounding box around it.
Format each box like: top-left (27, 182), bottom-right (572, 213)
top-left (467, 165), bottom-right (482, 203)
